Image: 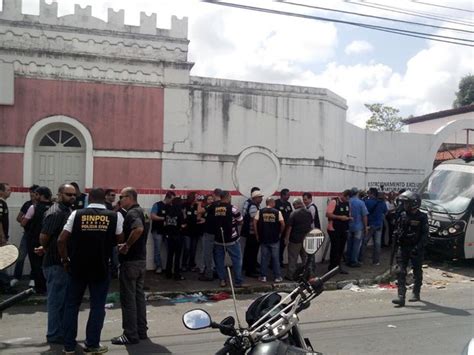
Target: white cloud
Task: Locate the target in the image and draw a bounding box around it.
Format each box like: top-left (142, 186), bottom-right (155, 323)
top-left (344, 40), bottom-right (373, 55)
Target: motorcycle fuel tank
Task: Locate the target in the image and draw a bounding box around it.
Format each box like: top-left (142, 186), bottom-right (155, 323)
top-left (248, 340), bottom-right (322, 355)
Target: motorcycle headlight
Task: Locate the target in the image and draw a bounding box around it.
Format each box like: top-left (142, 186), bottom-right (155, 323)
top-left (448, 227), bottom-right (457, 234)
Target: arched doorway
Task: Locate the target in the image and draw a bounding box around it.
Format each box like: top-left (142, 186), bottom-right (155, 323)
top-left (33, 126), bottom-right (86, 191)
top-left (24, 115), bottom-right (94, 190)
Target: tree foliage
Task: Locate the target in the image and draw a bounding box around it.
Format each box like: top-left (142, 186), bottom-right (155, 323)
top-left (365, 103), bottom-right (404, 132)
top-left (453, 74), bottom-right (474, 108)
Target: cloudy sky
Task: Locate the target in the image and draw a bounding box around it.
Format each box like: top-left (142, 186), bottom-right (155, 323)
top-left (10, 0), bottom-right (474, 127)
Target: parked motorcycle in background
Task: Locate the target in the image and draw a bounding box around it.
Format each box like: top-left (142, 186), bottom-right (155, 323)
top-left (183, 228), bottom-right (338, 354)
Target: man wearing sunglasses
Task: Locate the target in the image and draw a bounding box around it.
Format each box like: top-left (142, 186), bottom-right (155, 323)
top-left (38, 183), bottom-right (76, 345)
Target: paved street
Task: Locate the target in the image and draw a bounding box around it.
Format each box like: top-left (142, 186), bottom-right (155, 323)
top-left (0, 278), bottom-right (472, 355)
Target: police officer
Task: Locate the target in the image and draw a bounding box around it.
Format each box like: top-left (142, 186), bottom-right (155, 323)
top-left (392, 191), bottom-right (428, 307)
top-left (58, 188), bottom-right (124, 354)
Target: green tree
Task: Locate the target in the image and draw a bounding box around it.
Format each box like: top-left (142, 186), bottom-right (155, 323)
top-left (453, 74), bottom-right (474, 108)
top-left (365, 103), bottom-right (404, 131)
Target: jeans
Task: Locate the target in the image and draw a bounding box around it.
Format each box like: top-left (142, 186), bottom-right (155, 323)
top-left (202, 233), bottom-right (215, 278)
top-left (214, 242), bottom-right (243, 285)
top-left (13, 233), bottom-right (30, 280)
top-left (63, 275), bottom-right (110, 352)
top-left (243, 234), bottom-right (259, 275)
top-left (287, 242), bottom-right (307, 280)
top-left (346, 230), bottom-right (363, 265)
top-left (360, 226), bottom-right (382, 264)
top-left (119, 260), bottom-right (148, 341)
top-left (328, 229), bottom-right (348, 270)
top-left (182, 234), bottom-right (200, 269)
top-left (43, 265), bottom-right (69, 341)
top-left (152, 232), bottom-right (165, 269)
top-left (260, 242), bottom-right (281, 279)
top-left (166, 234), bottom-right (183, 276)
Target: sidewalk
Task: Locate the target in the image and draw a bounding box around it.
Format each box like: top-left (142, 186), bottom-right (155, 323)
top-left (2, 246), bottom-right (393, 304)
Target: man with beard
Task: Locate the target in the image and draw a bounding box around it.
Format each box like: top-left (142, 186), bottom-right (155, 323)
top-left (38, 184), bottom-right (76, 344)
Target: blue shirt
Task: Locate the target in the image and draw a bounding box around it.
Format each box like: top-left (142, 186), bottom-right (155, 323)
top-left (349, 197), bottom-right (368, 232)
top-left (364, 198), bottom-right (388, 228)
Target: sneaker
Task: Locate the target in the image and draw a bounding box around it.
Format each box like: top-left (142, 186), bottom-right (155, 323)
top-left (220, 280), bottom-right (227, 287)
top-left (174, 274), bottom-right (185, 281)
top-left (84, 344), bottom-right (109, 353)
top-left (373, 262), bottom-right (381, 266)
top-left (111, 334), bottom-right (138, 345)
top-left (274, 277), bottom-right (283, 283)
top-left (155, 267), bottom-right (162, 274)
top-left (9, 278), bottom-right (19, 287)
top-left (28, 280), bottom-right (35, 287)
top-left (258, 276), bottom-right (267, 283)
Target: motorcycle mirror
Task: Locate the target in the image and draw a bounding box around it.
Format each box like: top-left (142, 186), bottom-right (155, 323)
top-left (0, 245), bottom-right (19, 271)
top-left (182, 309), bottom-right (212, 330)
top-left (303, 229), bottom-right (325, 255)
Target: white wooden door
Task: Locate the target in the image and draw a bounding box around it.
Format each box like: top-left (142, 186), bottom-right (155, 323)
top-left (34, 128), bottom-right (85, 191)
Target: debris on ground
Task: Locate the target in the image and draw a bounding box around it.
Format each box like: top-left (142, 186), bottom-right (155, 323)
top-left (147, 294), bottom-right (171, 302)
top-left (104, 303), bottom-right (114, 309)
top-left (441, 272), bottom-right (454, 278)
top-left (170, 292), bottom-right (209, 304)
top-left (387, 324), bottom-right (397, 328)
top-left (209, 292), bottom-right (231, 302)
top-left (422, 264), bottom-right (429, 268)
top-left (342, 283), bottom-right (364, 292)
top-left (378, 283), bottom-right (397, 290)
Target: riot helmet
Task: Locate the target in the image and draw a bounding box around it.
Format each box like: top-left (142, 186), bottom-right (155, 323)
top-left (398, 190), bottom-right (421, 210)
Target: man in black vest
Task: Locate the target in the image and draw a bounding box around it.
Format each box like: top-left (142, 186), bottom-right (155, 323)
top-left (275, 189), bottom-right (292, 267)
top-left (38, 183), bottom-right (76, 344)
top-left (326, 190), bottom-right (352, 273)
top-left (58, 188), bottom-right (123, 354)
top-left (112, 187), bottom-right (150, 345)
top-left (212, 191), bottom-right (244, 287)
top-left (285, 198), bottom-right (313, 281)
top-left (22, 186), bottom-right (52, 294)
top-left (302, 192), bottom-right (321, 229)
top-left (254, 198), bottom-right (285, 283)
top-left (242, 190), bottom-right (263, 277)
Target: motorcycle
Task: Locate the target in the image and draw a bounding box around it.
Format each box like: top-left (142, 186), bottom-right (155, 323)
top-left (182, 228), bottom-right (339, 354)
top-left (0, 245), bottom-right (35, 318)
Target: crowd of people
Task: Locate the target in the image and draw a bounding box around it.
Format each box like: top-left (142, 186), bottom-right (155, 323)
top-left (0, 181), bottom-right (410, 353)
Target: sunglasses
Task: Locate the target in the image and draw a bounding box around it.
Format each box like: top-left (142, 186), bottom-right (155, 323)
top-left (119, 195), bottom-right (129, 200)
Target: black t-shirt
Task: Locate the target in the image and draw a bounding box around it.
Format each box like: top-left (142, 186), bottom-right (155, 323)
top-left (120, 204), bottom-right (149, 262)
top-left (204, 202), bottom-right (217, 235)
top-left (151, 201), bottom-right (166, 233)
top-left (0, 199), bottom-right (9, 240)
top-left (164, 204), bottom-right (185, 237)
top-left (42, 202), bottom-right (72, 267)
top-left (70, 208), bottom-right (118, 281)
top-left (71, 193), bottom-right (87, 211)
top-left (332, 199), bottom-right (350, 232)
top-left (288, 208), bottom-right (313, 243)
top-left (275, 199), bottom-right (292, 223)
top-left (20, 200), bottom-right (33, 214)
top-left (183, 203), bottom-right (198, 236)
top-left (25, 201), bottom-right (52, 246)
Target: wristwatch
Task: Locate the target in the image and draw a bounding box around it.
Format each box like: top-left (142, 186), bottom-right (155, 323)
top-left (61, 257), bottom-right (71, 264)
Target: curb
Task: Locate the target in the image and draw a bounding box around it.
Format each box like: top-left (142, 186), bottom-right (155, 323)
top-left (3, 268), bottom-right (395, 306)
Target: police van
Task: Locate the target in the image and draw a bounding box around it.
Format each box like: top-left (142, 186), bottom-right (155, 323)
top-left (418, 152), bottom-right (474, 260)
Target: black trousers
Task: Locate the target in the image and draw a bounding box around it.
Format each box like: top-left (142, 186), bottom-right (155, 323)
top-left (166, 234), bottom-right (183, 276)
top-left (243, 234), bottom-right (259, 275)
top-left (396, 246), bottom-right (423, 297)
top-left (26, 235), bottom-right (46, 293)
top-left (328, 229), bottom-right (348, 271)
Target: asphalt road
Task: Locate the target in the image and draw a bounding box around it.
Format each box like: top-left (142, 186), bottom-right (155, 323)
top-left (0, 282), bottom-right (472, 355)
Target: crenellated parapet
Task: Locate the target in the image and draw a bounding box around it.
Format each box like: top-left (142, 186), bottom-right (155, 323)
top-left (0, 0), bottom-right (188, 39)
top-left (0, 0), bottom-right (193, 85)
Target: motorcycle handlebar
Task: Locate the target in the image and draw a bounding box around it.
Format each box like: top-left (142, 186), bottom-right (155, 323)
top-left (215, 343), bottom-right (233, 355)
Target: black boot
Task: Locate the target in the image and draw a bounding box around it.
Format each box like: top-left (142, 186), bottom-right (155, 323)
top-left (392, 296), bottom-right (405, 307)
top-left (408, 292), bottom-right (420, 302)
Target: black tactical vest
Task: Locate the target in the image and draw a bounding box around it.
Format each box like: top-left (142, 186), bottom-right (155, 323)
top-left (70, 208), bottom-right (117, 281)
top-left (257, 207), bottom-right (281, 244)
top-left (332, 198), bottom-right (350, 232)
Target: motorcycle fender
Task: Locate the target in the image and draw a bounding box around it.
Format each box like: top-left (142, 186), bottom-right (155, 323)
top-left (248, 340), bottom-right (322, 355)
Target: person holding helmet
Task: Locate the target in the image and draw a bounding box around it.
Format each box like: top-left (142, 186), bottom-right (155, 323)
top-left (392, 191), bottom-right (429, 307)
